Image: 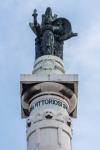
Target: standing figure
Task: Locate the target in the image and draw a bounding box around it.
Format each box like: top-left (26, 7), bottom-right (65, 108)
top-left (41, 7), bottom-right (55, 55)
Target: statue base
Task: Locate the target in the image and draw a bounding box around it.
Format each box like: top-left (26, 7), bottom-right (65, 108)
top-left (32, 55), bottom-right (65, 74)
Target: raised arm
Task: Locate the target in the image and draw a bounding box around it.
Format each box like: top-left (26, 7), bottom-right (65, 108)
top-left (29, 9), bottom-right (41, 36)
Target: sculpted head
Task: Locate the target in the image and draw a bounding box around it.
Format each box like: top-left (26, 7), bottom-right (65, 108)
top-left (43, 7), bottom-right (53, 24)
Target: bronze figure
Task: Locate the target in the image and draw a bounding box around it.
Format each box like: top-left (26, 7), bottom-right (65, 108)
top-left (29, 7), bottom-right (77, 59)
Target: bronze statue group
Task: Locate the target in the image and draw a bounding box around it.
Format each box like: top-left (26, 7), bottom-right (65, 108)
top-left (29, 7), bottom-right (77, 60)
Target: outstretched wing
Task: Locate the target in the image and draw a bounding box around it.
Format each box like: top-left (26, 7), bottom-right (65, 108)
top-left (52, 17), bottom-right (72, 35)
top-left (52, 17), bottom-right (77, 40)
top-left (29, 22), bottom-right (41, 36)
top-left (29, 22), bottom-right (36, 33)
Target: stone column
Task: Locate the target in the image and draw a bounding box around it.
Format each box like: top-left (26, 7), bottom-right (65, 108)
top-left (20, 55), bottom-right (78, 150)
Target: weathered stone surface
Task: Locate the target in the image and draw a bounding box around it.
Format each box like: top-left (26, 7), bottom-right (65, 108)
top-left (20, 74), bottom-right (78, 118)
top-left (32, 55), bottom-right (65, 74)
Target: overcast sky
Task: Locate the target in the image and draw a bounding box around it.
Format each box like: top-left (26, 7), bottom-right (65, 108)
top-left (0, 0), bottom-right (100, 150)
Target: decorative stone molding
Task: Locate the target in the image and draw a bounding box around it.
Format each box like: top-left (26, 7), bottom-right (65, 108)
top-left (32, 55), bottom-right (65, 74)
top-left (26, 109), bottom-right (71, 128)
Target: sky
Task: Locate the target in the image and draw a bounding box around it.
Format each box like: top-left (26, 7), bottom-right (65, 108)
top-left (0, 0), bottom-right (100, 150)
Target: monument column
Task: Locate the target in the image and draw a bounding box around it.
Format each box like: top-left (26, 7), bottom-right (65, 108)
top-left (20, 7), bottom-right (78, 150)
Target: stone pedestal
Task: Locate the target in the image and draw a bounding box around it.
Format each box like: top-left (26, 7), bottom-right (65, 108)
top-left (20, 55), bottom-right (78, 150)
top-left (32, 55), bottom-right (65, 74)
